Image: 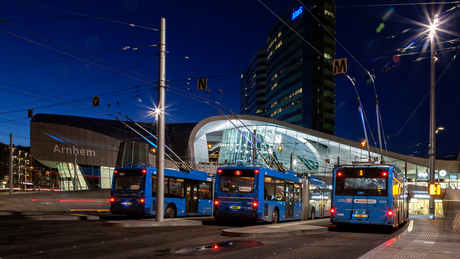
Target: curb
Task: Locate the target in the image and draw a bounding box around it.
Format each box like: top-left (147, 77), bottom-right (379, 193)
top-left (104, 219), bottom-right (203, 227)
top-left (24, 214), bottom-right (100, 221)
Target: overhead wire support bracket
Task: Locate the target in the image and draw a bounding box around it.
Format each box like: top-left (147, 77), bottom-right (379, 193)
top-left (228, 109), bottom-right (286, 173)
top-left (115, 117), bottom-right (186, 171)
top-left (125, 115), bottom-right (194, 172)
top-left (218, 109), bottom-right (275, 170)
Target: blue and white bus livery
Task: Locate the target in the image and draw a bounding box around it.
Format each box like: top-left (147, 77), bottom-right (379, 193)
top-left (110, 166), bottom-right (213, 218)
top-left (213, 166), bottom-right (303, 223)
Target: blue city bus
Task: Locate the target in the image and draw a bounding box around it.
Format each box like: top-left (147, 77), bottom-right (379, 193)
top-left (110, 166), bottom-right (213, 217)
top-left (330, 164), bottom-right (409, 228)
top-left (213, 166), bottom-right (303, 223)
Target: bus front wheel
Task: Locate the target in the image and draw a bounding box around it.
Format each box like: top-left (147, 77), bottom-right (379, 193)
top-left (272, 208), bottom-right (279, 224)
top-left (165, 204), bottom-right (176, 218)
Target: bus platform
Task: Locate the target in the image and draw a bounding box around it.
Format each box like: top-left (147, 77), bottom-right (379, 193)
top-left (359, 215), bottom-right (460, 259)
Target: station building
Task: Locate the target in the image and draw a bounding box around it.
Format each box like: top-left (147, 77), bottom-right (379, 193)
top-left (27, 113), bottom-right (460, 217)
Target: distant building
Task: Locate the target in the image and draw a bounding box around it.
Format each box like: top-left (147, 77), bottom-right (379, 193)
top-left (240, 0), bottom-right (336, 135)
top-left (29, 113), bottom-right (195, 190)
top-left (240, 47), bottom-right (267, 116)
top-left (0, 143), bottom-right (52, 191)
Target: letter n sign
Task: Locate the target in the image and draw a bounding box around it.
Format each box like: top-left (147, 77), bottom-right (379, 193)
top-left (333, 58), bottom-right (347, 75)
top-left (197, 78), bottom-right (207, 90)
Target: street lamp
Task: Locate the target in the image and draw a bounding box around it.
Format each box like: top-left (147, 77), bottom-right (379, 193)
top-left (428, 14), bottom-right (439, 220)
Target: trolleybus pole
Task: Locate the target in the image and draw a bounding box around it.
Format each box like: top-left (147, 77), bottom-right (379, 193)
top-left (156, 18), bottom-right (166, 222)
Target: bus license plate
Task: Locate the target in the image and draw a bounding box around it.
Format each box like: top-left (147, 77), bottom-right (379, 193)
top-left (122, 202), bottom-right (132, 206)
top-left (230, 206), bottom-right (241, 209)
top-left (354, 214), bottom-right (367, 218)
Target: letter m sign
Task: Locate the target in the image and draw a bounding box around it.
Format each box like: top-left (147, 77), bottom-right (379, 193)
top-left (333, 58), bottom-right (347, 75)
top-left (197, 78), bottom-right (207, 90)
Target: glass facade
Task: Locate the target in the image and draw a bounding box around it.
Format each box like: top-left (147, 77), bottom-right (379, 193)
top-left (55, 163), bottom-right (114, 191)
top-left (192, 116), bottom-right (460, 217)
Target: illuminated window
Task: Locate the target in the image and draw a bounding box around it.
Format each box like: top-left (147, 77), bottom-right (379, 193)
top-left (325, 10), bottom-right (335, 18)
top-left (275, 41), bottom-right (283, 50)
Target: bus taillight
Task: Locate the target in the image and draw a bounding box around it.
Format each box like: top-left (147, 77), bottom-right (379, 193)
top-left (114, 170), bottom-right (118, 174)
top-left (382, 171), bottom-right (388, 177)
top-left (110, 197), bottom-right (115, 203)
top-left (214, 199), bottom-right (219, 210)
top-left (388, 210), bottom-right (393, 217)
top-left (337, 171), bottom-right (342, 177)
top-left (140, 198), bottom-right (145, 204)
top-left (217, 169), bottom-right (222, 174)
top-left (254, 169), bottom-right (259, 174)
top-left (142, 169), bottom-right (147, 174)
top-left (330, 207), bottom-right (335, 214)
top-left (253, 200), bottom-right (258, 212)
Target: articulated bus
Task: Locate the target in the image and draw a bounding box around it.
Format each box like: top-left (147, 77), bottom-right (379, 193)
top-left (213, 166), bottom-right (304, 223)
top-left (330, 164), bottom-right (409, 228)
top-left (110, 166), bottom-right (213, 217)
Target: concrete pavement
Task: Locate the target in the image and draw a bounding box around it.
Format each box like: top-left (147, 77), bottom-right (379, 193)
top-left (359, 215), bottom-right (460, 259)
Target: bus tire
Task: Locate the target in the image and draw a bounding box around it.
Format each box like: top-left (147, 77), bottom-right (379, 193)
top-left (165, 204), bottom-right (176, 218)
top-left (311, 208), bottom-right (315, 220)
top-left (272, 208), bottom-right (279, 224)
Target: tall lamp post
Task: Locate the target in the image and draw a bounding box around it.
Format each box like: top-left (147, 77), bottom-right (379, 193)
top-left (428, 14), bottom-right (439, 220)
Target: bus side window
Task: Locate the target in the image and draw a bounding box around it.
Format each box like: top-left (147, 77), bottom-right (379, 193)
top-left (199, 182), bottom-right (212, 199)
top-left (264, 177), bottom-right (275, 201)
top-left (164, 177), bottom-right (169, 195)
top-left (275, 179), bottom-right (285, 201)
top-left (294, 184), bottom-right (301, 203)
top-left (170, 178), bottom-right (184, 198)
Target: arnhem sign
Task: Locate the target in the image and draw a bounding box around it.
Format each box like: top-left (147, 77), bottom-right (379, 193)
top-left (53, 144), bottom-right (96, 157)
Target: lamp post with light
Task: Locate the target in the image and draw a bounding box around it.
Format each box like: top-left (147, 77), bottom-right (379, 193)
top-left (428, 14), bottom-right (439, 220)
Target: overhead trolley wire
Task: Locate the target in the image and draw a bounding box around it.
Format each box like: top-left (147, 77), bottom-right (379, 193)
top-left (2, 23), bottom-right (158, 84)
top-left (13, 0), bottom-right (159, 31)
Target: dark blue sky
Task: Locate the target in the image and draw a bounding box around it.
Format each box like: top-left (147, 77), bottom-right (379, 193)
top-left (0, 0), bottom-right (459, 160)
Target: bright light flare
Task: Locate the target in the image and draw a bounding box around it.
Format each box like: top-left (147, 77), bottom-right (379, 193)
top-left (428, 15), bottom-right (439, 40)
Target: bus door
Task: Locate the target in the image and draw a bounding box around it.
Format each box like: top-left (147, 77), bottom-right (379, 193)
top-left (318, 190), bottom-right (325, 217)
top-left (185, 180), bottom-right (198, 214)
top-left (285, 182), bottom-right (294, 219)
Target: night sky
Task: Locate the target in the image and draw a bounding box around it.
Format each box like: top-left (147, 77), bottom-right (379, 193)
top-left (0, 0), bottom-right (459, 160)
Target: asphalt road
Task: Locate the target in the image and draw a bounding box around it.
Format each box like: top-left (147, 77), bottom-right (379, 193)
top-left (0, 214), bottom-right (408, 259)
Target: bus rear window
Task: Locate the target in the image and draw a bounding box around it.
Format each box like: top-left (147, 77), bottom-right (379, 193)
top-left (335, 168), bottom-right (388, 196)
top-left (115, 170), bottom-right (144, 191)
top-left (220, 169), bottom-right (255, 193)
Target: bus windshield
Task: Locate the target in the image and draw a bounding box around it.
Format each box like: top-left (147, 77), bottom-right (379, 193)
top-left (335, 168), bottom-right (388, 196)
top-left (219, 169), bottom-right (255, 193)
top-left (114, 169), bottom-right (144, 191)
